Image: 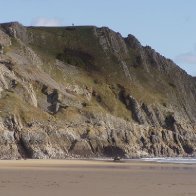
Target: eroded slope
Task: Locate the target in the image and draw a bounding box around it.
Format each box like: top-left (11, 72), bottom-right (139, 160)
top-left (0, 22), bottom-right (195, 159)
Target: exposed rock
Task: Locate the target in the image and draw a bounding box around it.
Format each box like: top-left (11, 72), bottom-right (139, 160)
top-left (127, 96), bottom-right (146, 124)
top-left (141, 103), bottom-right (160, 126)
top-left (0, 45), bottom-right (3, 54)
top-left (95, 27), bottom-right (128, 55)
top-left (0, 29), bottom-right (12, 47)
top-left (0, 22), bottom-right (28, 42)
top-left (0, 22), bottom-right (195, 159)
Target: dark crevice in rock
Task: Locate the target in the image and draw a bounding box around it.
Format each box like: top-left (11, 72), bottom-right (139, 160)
top-left (68, 140), bottom-right (78, 152)
top-left (123, 131), bottom-right (130, 144)
top-left (41, 85), bottom-right (61, 114)
top-left (103, 146), bottom-right (125, 158)
top-left (15, 134), bottom-right (33, 159)
top-left (173, 133), bottom-right (180, 145)
top-left (118, 86), bottom-right (145, 124)
top-left (87, 141), bottom-right (95, 154)
top-left (141, 103), bottom-right (159, 126)
top-left (92, 90), bottom-right (102, 103)
top-left (140, 136), bottom-right (146, 149)
top-left (165, 114), bottom-right (176, 130)
top-left (47, 89), bottom-right (60, 114)
top-left (182, 144), bottom-right (194, 154)
top-left (161, 131), bottom-right (167, 142)
top-left (0, 60), bottom-right (14, 70)
top-left (127, 96), bottom-right (145, 124)
top-left (12, 129), bottom-right (32, 158)
top-left (110, 130), bottom-right (116, 145)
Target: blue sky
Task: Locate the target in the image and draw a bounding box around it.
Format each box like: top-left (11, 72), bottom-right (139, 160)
top-left (1, 0), bottom-right (196, 76)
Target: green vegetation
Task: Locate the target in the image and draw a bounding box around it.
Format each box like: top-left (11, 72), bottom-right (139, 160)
top-left (2, 25), bottom-right (187, 123)
top-left (0, 90), bottom-right (49, 124)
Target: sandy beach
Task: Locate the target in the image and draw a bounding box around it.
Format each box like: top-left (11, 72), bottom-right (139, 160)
top-left (0, 159), bottom-right (195, 196)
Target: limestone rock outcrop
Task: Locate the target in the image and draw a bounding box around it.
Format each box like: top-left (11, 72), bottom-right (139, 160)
top-left (0, 22), bottom-right (195, 159)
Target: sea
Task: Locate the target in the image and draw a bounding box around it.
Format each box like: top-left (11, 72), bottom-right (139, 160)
top-left (141, 157), bottom-right (196, 164)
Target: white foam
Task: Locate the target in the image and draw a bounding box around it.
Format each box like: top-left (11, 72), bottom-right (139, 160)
top-left (141, 157), bottom-right (196, 164)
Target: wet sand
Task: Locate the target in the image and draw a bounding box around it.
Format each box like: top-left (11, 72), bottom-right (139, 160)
top-left (0, 159), bottom-right (195, 196)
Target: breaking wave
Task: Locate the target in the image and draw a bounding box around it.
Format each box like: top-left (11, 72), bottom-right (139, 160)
top-left (141, 157), bottom-right (196, 164)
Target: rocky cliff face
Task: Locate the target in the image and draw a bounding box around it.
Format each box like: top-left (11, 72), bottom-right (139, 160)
top-left (0, 22), bottom-right (195, 159)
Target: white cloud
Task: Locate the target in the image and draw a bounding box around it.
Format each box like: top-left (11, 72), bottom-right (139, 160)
top-left (31, 17), bottom-right (62, 27)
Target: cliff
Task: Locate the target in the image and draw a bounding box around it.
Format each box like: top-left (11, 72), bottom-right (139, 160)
top-left (0, 22), bottom-right (195, 159)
